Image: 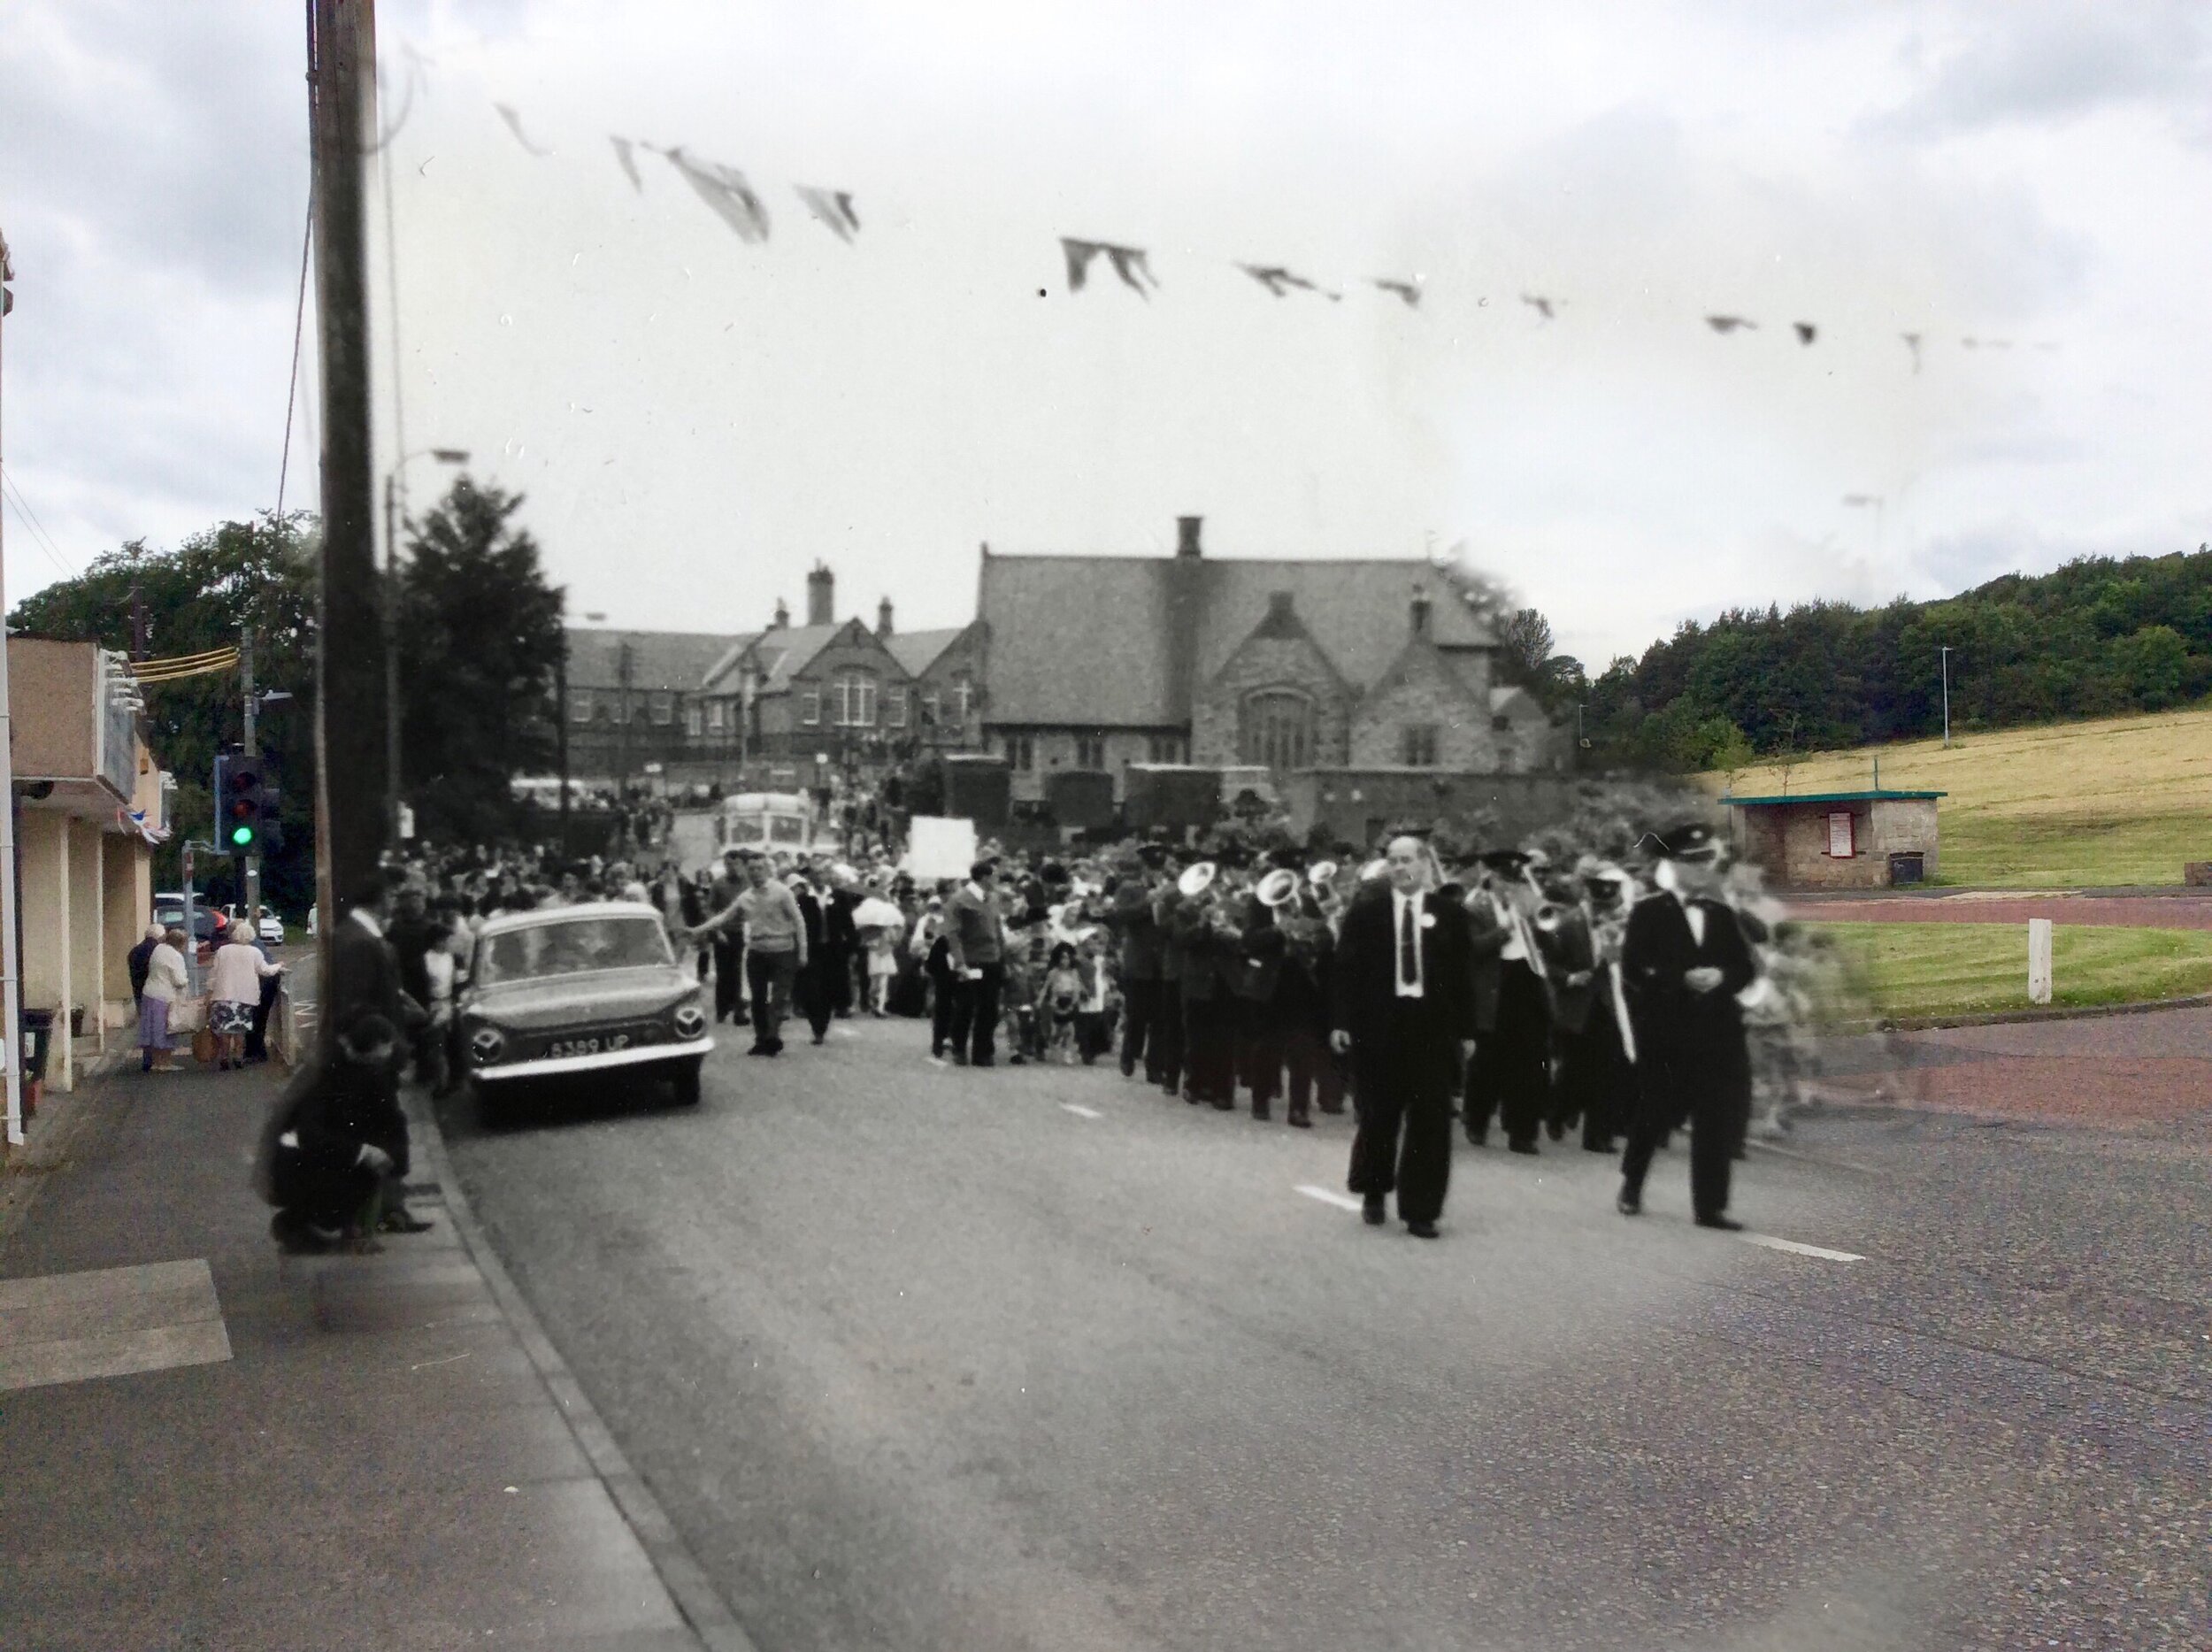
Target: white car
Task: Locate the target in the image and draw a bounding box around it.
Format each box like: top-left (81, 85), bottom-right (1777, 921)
top-left (220, 903), bottom-right (287, 947)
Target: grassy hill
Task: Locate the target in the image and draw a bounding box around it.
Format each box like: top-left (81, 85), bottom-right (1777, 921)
top-left (1697, 705), bottom-right (2212, 888)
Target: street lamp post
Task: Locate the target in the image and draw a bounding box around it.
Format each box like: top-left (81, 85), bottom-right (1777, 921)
top-left (382, 446), bottom-right (469, 843)
top-left (1940, 645), bottom-right (1953, 748)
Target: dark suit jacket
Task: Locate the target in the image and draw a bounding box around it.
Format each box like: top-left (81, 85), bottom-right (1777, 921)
top-left (1532, 905), bottom-right (1601, 1035)
top-left (1620, 892), bottom-right (1757, 1046)
top-left (1232, 895), bottom-right (1286, 1005)
top-left (328, 912), bottom-right (405, 1038)
top-left (1107, 880), bottom-right (1164, 980)
top-left (1462, 895), bottom-right (1512, 1032)
top-left (1331, 889), bottom-right (1475, 1047)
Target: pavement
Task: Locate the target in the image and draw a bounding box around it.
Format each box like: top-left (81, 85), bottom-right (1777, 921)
top-left (429, 1009), bottom-right (2212, 1652)
top-left (0, 1053), bottom-right (734, 1651)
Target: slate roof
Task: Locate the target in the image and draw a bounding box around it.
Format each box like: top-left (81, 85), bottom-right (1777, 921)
top-left (746, 625), bottom-right (845, 694)
top-left (697, 633), bottom-right (765, 695)
top-left (884, 626), bottom-right (969, 679)
top-left (563, 628), bottom-right (739, 693)
top-left (978, 555), bottom-right (1497, 728)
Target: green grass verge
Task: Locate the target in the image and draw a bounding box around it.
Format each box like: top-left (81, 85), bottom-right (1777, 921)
top-left (1802, 921), bottom-right (2212, 1020)
top-left (1934, 812), bottom-right (2212, 889)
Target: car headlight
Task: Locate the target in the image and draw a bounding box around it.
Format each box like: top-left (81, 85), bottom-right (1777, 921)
top-left (672, 1003), bottom-right (707, 1040)
top-left (469, 1024), bottom-right (507, 1064)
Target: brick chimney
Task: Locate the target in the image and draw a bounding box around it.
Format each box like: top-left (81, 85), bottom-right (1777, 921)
top-left (806, 562), bottom-right (834, 626)
top-left (772, 597), bottom-right (789, 629)
top-left (1409, 584), bottom-right (1432, 640)
top-left (1166, 515), bottom-right (1205, 726)
top-left (877, 596), bottom-right (894, 639)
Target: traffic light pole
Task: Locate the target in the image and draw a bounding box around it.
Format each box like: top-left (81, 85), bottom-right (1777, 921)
top-left (241, 628), bottom-right (260, 924)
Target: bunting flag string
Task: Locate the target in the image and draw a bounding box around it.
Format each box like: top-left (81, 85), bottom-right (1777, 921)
top-left (794, 185), bottom-right (862, 242)
top-left (464, 83), bottom-right (2062, 373)
top-left (1237, 263), bottom-right (1341, 302)
top-left (130, 646), bottom-right (241, 685)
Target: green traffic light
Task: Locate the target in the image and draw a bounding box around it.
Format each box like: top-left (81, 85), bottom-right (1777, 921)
top-left (230, 825), bottom-right (255, 847)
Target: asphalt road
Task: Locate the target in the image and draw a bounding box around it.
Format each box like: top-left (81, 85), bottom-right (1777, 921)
top-left (439, 1014), bottom-right (2211, 1652)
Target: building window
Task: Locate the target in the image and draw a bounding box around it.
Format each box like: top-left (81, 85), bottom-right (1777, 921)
top-left (1075, 733), bottom-right (1106, 769)
top-left (569, 692), bottom-right (593, 725)
top-left (920, 691), bottom-right (941, 728)
top-left (707, 701), bottom-right (726, 733)
top-left (649, 692), bottom-right (674, 726)
top-left (686, 705), bottom-right (703, 738)
top-left (801, 690), bottom-right (820, 726)
top-left (832, 673), bottom-right (878, 728)
top-left (1147, 734), bottom-right (1185, 764)
top-left (951, 676), bottom-right (974, 723)
top-left (886, 687), bottom-right (907, 727)
top-left (1492, 714), bottom-right (1512, 732)
top-left (1005, 734), bottom-right (1034, 772)
top-left (1240, 690), bottom-right (1315, 771)
top-left (1401, 724), bottom-right (1440, 767)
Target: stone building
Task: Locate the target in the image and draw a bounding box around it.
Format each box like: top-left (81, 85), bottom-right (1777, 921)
top-left (1723, 788), bottom-right (1944, 889)
top-left (976, 515), bottom-right (1563, 802)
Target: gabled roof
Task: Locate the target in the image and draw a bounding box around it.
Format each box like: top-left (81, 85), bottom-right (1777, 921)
top-left (746, 624), bottom-right (844, 693)
top-left (563, 628), bottom-right (739, 693)
top-left (884, 626), bottom-right (970, 678)
top-left (698, 633), bottom-right (765, 694)
top-left (1358, 631), bottom-right (1489, 721)
top-left (1489, 685), bottom-right (1545, 717)
top-left (979, 553), bottom-right (1496, 728)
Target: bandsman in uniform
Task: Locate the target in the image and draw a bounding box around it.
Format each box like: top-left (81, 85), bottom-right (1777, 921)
top-left (1617, 820), bottom-right (1759, 1229)
top-left (1466, 849), bottom-right (1552, 1154)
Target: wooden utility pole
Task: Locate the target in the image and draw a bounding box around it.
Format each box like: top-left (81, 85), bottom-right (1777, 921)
top-left (307, 0), bottom-right (386, 1030)
top-left (554, 641), bottom-right (571, 855)
top-left (0, 229), bottom-right (25, 1146)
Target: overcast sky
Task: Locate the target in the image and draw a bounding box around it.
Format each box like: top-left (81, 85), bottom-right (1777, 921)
top-left (4, 0), bottom-right (2208, 669)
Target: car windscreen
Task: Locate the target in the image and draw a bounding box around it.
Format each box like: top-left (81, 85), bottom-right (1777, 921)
top-left (770, 815), bottom-right (806, 843)
top-left (474, 915), bottom-right (672, 986)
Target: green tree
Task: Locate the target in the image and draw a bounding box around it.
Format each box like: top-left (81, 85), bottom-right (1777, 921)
top-left (396, 478), bottom-right (566, 845)
top-left (2109, 624), bottom-right (2189, 710)
top-left (6, 513), bottom-right (319, 912)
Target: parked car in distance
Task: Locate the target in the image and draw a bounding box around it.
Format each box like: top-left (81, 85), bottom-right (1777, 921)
top-left (220, 903), bottom-right (286, 946)
top-left (151, 894), bottom-right (221, 943)
top-left (458, 903), bottom-right (710, 1116)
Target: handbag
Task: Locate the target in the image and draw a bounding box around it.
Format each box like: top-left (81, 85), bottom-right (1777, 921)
top-left (191, 1026), bottom-right (219, 1065)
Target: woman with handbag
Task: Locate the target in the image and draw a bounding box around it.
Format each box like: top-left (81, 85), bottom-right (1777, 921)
top-left (208, 919), bottom-right (283, 1072)
top-left (140, 927), bottom-right (190, 1072)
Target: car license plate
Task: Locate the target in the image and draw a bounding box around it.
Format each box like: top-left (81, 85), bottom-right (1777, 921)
top-left (547, 1033), bottom-right (631, 1059)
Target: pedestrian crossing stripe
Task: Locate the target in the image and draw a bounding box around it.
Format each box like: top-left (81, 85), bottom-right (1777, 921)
top-left (1740, 1233), bottom-right (1864, 1264)
top-left (1294, 1184), bottom-right (1365, 1212)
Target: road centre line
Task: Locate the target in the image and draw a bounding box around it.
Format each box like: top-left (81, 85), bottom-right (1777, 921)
top-left (1740, 1233), bottom-right (1865, 1264)
top-left (1061, 1103), bottom-right (1102, 1119)
top-left (1295, 1184), bottom-right (1365, 1212)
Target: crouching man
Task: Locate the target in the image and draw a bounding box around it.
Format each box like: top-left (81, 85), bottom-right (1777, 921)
top-left (258, 1013), bottom-right (411, 1254)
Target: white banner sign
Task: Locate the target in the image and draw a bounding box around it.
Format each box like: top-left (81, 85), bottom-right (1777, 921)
top-left (902, 816), bottom-right (978, 883)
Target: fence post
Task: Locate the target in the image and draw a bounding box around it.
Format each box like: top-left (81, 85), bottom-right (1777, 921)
top-left (2027, 918), bottom-right (2054, 1005)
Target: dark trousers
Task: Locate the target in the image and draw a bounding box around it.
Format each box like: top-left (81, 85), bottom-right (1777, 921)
top-left (1347, 1003), bottom-right (1458, 1225)
top-left (1286, 1025), bottom-right (1344, 1115)
top-left (823, 945), bottom-right (855, 1017)
top-left (928, 966), bottom-right (958, 1056)
top-left (747, 949), bottom-right (797, 1050)
top-left (1181, 995), bottom-right (1234, 1101)
top-left (1555, 1013), bottom-right (1631, 1149)
top-left (949, 963), bottom-right (1003, 1065)
top-left (1151, 987), bottom-right (1186, 1094)
top-left (1620, 1024), bottom-right (1749, 1219)
top-left (1471, 963), bottom-right (1551, 1146)
top-left (1119, 977), bottom-right (1162, 1078)
top-left (712, 935), bottom-right (744, 1022)
top-left (1237, 1001), bottom-right (1284, 1111)
top-left (797, 957), bottom-right (835, 1041)
top-left (244, 973), bottom-right (280, 1063)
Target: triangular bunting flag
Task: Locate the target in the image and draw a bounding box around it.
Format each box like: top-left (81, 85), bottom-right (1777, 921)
top-left (1373, 278), bottom-right (1421, 308)
top-left (1061, 238), bottom-right (1155, 298)
top-left (795, 185), bottom-right (862, 242)
top-left (610, 135), bottom-right (645, 193)
top-left (493, 102), bottom-right (551, 157)
top-left (664, 148), bottom-right (772, 243)
top-left (1236, 263), bottom-right (1340, 301)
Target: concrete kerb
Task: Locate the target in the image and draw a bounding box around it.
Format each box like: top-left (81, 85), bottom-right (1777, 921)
top-left (1815, 990), bottom-right (2212, 1037)
top-left (407, 1087), bottom-right (760, 1652)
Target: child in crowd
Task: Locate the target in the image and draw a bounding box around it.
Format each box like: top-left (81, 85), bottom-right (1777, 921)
top-left (1040, 941), bottom-right (1086, 1065)
top-left (1075, 930), bottom-right (1117, 1064)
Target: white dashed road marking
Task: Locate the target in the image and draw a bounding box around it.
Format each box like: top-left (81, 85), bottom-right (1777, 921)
top-left (1740, 1233), bottom-right (1865, 1264)
top-left (1295, 1184), bottom-right (1365, 1213)
top-left (1062, 1103), bottom-right (1102, 1119)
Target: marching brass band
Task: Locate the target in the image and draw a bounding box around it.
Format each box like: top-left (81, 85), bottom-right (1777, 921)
top-left (1102, 816), bottom-right (1766, 1231)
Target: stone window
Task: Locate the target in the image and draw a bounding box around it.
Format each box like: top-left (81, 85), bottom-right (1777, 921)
top-left (649, 692), bottom-right (674, 726)
top-left (1240, 689), bottom-right (1315, 771)
top-left (707, 701), bottom-right (727, 733)
top-left (568, 692), bottom-right (593, 725)
top-left (1148, 734), bottom-right (1186, 764)
top-left (833, 673), bottom-right (878, 727)
top-left (801, 690), bottom-right (820, 726)
top-left (1075, 733), bottom-right (1107, 769)
top-left (1005, 734), bottom-right (1035, 771)
top-left (886, 687), bottom-right (907, 727)
top-left (1492, 714), bottom-right (1512, 732)
top-left (920, 691), bottom-right (941, 727)
top-left (685, 705), bottom-right (703, 738)
top-left (1401, 724), bottom-right (1440, 767)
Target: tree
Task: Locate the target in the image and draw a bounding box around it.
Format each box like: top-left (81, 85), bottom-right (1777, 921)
top-left (396, 478), bottom-right (566, 845)
top-left (6, 513), bottom-right (320, 912)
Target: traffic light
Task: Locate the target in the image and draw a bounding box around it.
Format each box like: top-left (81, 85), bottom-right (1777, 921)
top-left (218, 752), bottom-right (264, 854)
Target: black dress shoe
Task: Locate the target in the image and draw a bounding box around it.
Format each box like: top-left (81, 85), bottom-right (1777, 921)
top-left (1508, 1140), bottom-right (1539, 1156)
top-left (1210, 1095), bottom-right (1234, 1111)
top-left (1617, 1190), bottom-right (1642, 1216)
top-left (1695, 1213), bottom-right (1745, 1232)
top-left (1362, 1195), bottom-right (1386, 1226)
top-left (1286, 1109), bottom-right (1312, 1128)
top-left (1250, 1104), bottom-right (1271, 1122)
top-left (1405, 1219), bottom-right (1440, 1239)
top-left (1464, 1127), bottom-right (1487, 1147)
top-left (378, 1209), bottom-right (436, 1234)
top-left (1546, 1119), bottom-right (1565, 1141)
